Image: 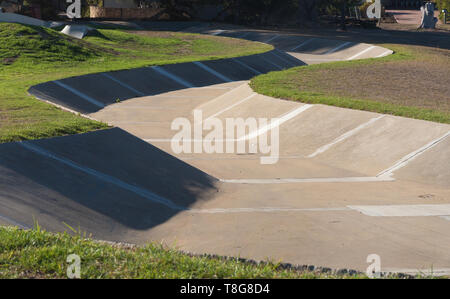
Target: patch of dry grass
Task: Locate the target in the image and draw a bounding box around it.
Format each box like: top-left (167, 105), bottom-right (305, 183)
top-left (251, 44), bottom-right (450, 123)
top-left (295, 47), bottom-right (450, 112)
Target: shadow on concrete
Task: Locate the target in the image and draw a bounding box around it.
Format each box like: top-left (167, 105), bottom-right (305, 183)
top-left (277, 26), bottom-right (450, 50)
top-left (203, 22), bottom-right (449, 50)
top-left (230, 31), bottom-right (356, 54)
top-left (28, 49), bottom-right (305, 114)
top-left (0, 128), bottom-right (217, 231)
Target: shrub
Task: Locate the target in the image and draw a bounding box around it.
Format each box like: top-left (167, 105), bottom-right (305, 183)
top-left (435, 0), bottom-right (450, 20)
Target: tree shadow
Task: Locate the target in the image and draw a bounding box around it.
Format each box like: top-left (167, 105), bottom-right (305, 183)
top-left (0, 128), bottom-right (218, 232)
top-left (282, 26), bottom-right (450, 50)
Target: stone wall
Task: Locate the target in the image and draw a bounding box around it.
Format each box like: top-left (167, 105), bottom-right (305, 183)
top-left (89, 6), bottom-right (160, 19)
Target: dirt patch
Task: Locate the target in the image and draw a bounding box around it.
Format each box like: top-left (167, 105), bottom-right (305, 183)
top-left (307, 63), bottom-right (449, 111)
top-left (2, 57), bottom-right (17, 65)
top-left (288, 45), bottom-right (450, 112)
top-left (128, 30), bottom-right (178, 39)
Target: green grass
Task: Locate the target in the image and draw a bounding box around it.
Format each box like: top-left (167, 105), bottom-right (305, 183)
top-left (0, 226), bottom-right (368, 279)
top-left (251, 44), bottom-right (450, 124)
top-left (0, 23), bottom-right (272, 143)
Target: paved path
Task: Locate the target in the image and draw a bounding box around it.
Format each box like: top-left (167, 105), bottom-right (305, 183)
top-left (388, 10), bottom-right (422, 25)
top-left (2, 27), bottom-right (449, 275)
top-left (387, 9), bottom-right (442, 25)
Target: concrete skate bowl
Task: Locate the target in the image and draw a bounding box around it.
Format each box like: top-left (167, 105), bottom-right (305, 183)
top-left (5, 30), bottom-right (450, 274)
top-left (5, 33), bottom-right (407, 244)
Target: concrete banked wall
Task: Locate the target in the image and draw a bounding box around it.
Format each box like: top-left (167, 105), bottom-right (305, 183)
top-left (28, 49), bottom-right (303, 114)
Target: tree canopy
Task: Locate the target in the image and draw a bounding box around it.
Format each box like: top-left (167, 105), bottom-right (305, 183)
top-left (156, 0), bottom-right (366, 24)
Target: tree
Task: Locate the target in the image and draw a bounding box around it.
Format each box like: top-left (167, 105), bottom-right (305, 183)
top-left (318, 0), bottom-right (361, 30)
top-left (132, 0), bottom-right (363, 26)
top-left (297, 0), bottom-right (319, 24)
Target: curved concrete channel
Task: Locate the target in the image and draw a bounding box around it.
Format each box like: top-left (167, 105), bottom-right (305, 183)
top-left (2, 28), bottom-right (450, 275)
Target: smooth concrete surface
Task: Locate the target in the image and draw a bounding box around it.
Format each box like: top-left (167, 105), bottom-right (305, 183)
top-left (61, 25), bottom-right (94, 39)
top-left (394, 137), bottom-right (450, 187)
top-left (4, 28), bottom-right (450, 274)
top-left (388, 10), bottom-right (422, 25)
top-left (93, 81), bottom-right (449, 185)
